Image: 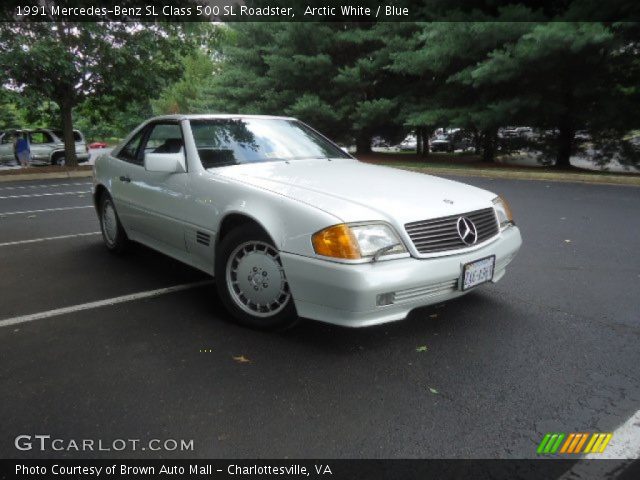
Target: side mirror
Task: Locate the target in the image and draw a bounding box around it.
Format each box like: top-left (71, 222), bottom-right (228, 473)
top-left (144, 152), bottom-right (186, 173)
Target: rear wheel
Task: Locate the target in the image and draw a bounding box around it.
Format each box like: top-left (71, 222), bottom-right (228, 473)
top-left (99, 193), bottom-right (128, 253)
top-left (215, 225), bottom-right (297, 330)
top-left (51, 153), bottom-right (66, 166)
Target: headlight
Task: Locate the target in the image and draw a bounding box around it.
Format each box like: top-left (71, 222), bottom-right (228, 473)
top-left (493, 196), bottom-right (514, 228)
top-left (312, 223), bottom-right (407, 261)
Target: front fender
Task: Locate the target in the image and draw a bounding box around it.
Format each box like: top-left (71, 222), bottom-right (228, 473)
top-left (218, 192), bottom-right (341, 257)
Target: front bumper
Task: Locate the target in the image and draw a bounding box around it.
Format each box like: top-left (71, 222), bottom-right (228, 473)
top-left (281, 225), bottom-right (522, 327)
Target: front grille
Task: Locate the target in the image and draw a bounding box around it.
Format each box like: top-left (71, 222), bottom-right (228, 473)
top-left (405, 208), bottom-right (499, 254)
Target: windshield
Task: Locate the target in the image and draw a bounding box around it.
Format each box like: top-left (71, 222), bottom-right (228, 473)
top-left (189, 118), bottom-right (350, 168)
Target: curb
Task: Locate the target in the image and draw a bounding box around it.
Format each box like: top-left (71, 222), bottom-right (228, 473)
top-left (392, 166), bottom-right (640, 187)
top-left (0, 170), bottom-right (93, 183)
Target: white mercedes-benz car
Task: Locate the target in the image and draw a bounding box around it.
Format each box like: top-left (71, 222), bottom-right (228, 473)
top-left (93, 115), bottom-right (522, 329)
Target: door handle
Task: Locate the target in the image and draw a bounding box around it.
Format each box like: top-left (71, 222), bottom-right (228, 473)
top-left (119, 176), bottom-right (131, 183)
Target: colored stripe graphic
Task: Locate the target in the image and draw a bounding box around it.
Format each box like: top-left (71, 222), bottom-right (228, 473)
top-left (560, 434), bottom-right (575, 453)
top-left (539, 433), bottom-right (612, 454)
top-left (550, 433), bottom-right (565, 453)
top-left (584, 433), bottom-right (613, 454)
top-left (537, 434), bottom-right (552, 454)
top-left (574, 433), bottom-right (589, 453)
top-left (538, 433), bottom-right (565, 454)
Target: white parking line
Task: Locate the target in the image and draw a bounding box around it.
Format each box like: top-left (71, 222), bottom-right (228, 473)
top-left (0, 205), bottom-right (93, 217)
top-left (584, 409), bottom-right (640, 459)
top-left (0, 191), bottom-right (89, 199)
top-left (556, 410), bottom-right (640, 479)
top-left (0, 231), bottom-right (101, 247)
top-left (0, 280), bottom-right (214, 328)
top-left (0, 182), bottom-right (91, 191)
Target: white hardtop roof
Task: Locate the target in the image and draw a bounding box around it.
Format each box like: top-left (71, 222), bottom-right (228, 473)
top-left (149, 114), bottom-right (297, 122)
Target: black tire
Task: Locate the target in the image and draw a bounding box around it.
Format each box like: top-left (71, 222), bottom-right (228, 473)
top-left (51, 154), bottom-right (66, 166)
top-left (215, 224), bottom-right (298, 330)
top-left (98, 192), bottom-right (128, 253)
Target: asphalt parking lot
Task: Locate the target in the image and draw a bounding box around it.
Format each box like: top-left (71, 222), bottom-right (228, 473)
top-left (0, 174), bottom-right (639, 460)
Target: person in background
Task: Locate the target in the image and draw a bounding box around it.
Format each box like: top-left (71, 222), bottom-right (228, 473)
top-left (15, 132), bottom-right (31, 167)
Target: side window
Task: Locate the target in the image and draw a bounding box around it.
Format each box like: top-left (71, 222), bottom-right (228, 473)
top-left (142, 123), bottom-right (184, 156)
top-left (117, 129), bottom-right (145, 165)
top-left (1, 133), bottom-right (16, 145)
top-left (52, 130), bottom-right (82, 142)
top-left (30, 131), bottom-right (54, 144)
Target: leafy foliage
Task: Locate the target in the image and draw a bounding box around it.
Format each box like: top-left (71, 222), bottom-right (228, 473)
top-left (0, 21), bottom-right (200, 164)
top-left (2, 12), bottom-right (638, 167)
top-left (197, 23), bottom-right (407, 152)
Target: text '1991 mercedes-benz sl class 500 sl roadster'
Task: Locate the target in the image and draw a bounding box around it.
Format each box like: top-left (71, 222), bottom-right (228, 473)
top-left (93, 115), bottom-right (522, 329)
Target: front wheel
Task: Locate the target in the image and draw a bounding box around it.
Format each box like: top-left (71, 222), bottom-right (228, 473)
top-left (215, 225), bottom-right (298, 330)
top-left (99, 193), bottom-right (128, 253)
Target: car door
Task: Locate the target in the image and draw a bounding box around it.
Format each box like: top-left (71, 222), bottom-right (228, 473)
top-left (109, 128), bottom-right (147, 234)
top-left (29, 130), bottom-right (56, 165)
top-left (129, 121), bottom-right (189, 254)
top-left (0, 131), bottom-right (19, 164)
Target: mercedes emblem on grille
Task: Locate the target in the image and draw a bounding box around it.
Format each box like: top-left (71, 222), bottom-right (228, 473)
top-left (456, 216), bottom-right (478, 245)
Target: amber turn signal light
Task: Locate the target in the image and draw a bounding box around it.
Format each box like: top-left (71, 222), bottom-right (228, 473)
top-left (312, 224), bottom-right (362, 259)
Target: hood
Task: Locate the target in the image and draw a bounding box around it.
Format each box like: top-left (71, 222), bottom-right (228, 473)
top-left (213, 158), bottom-right (496, 225)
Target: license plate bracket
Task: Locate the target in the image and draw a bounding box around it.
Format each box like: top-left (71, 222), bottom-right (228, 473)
top-left (461, 255), bottom-right (496, 291)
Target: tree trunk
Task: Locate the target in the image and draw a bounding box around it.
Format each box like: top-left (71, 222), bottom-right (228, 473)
top-left (420, 127), bottom-right (431, 157)
top-left (60, 100), bottom-right (78, 167)
top-left (481, 128), bottom-right (498, 163)
top-left (472, 128), bottom-right (481, 155)
top-left (556, 123), bottom-right (574, 169)
top-left (555, 76), bottom-right (576, 169)
top-left (417, 127), bottom-right (423, 156)
top-left (355, 133), bottom-right (372, 155)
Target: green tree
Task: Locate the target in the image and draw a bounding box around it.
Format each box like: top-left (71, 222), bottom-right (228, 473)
top-left (389, 17), bottom-right (537, 160)
top-left (152, 49), bottom-right (217, 115)
top-left (0, 22), bottom-right (196, 165)
top-left (389, 16), bottom-right (639, 166)
top-left (199, 23), bottom-right (406, 153)
top-left (461, 22), bottom-right (636, 167)
top-left (74, 97), bottom-right (153, 143)
top-left (0, 90), bottom-right (26, 130)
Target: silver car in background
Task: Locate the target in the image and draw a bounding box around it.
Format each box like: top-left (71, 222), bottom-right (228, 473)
top-left (0, 128), bottom-right (89, 166)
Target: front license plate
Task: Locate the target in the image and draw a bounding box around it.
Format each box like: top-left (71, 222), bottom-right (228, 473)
top-left (461, 255), bottom-right (495, 291)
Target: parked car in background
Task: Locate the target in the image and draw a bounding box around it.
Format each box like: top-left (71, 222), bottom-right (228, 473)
top-left (514, 127), bottom-right (533, 137)
top-left (398, 134), bottom-right (417, 151)
top-left (93, 114), bottom-right (522, 330)
top-left (431, 134), bottom-right (455, 152)
top-left (372, 136), bottom-right (391, 148)
top-left (41, 129), bottom-right (90, 165)
top-left (89, 142), bottom-right (109, 149)
top-left (0, 128), bottom-right (89, 166)
top-left (0, 130), bottom-right (20, 165)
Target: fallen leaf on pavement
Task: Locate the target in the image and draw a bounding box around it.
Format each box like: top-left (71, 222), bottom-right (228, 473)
top-left (564, 239), bottom-right (571, 243)
top-left (415, 346), bottom-right (428, 352)
top-left (429, 387), bottom-right (439, 394)
top-left (233, 355), bottom-right (251, 364)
